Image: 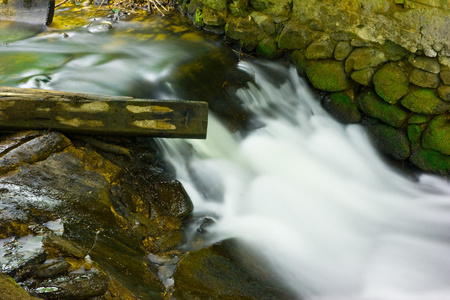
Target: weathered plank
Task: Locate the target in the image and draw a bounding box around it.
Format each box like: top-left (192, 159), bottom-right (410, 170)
top-left (0, 0), bottom-right (55, 25)
top-left (0, 87), bottom-right (208, 139)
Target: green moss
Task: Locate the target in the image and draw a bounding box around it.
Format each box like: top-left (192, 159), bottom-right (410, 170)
top-left (357, 89), bottom-right (408, 128)
top-left (290, 49), bottom-right (308, 76)
top-left (256, 38), bottom-right (279, 59)
top-left (407, 124), bottom-right (422, 149)
top-left (195, 8), bottom-right (203, 26)
top-left (422, 115), bottom-right (450, 155)
top-left (305, 60), bottom-right (352, 92)
top-left (410, 148), bottom-right (450, 176)
top-left (373, 63), bottom-right (409, 104)
top-left (322, 92), bottom-right (361, 124)
top-left (408, 114), bottom-right (430, 124)
top-left (368, 123), bottom-right (411, 160)
top-left (401, 89), bottom-right (450, 114)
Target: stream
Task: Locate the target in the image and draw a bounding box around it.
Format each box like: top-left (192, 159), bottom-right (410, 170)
top-left (2, 6), bottom-right (450, 300)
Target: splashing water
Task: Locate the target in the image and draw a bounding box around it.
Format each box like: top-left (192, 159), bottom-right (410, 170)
top-left (159, 60), bottom-right (450, 300)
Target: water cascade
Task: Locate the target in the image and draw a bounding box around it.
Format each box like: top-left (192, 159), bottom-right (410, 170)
top-left (159, 60), bottom-right (450, 300)
top-left (1, 10), bottom-right (450, 298)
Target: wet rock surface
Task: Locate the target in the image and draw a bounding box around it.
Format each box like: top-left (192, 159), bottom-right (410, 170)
top-left (0, 130), bottom-right (292, 299)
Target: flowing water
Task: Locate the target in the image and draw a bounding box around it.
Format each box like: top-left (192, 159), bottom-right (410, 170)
top-left (2, 7), bottom-right (450, 300)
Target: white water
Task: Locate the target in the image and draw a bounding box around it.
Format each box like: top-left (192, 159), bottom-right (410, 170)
top-left (159, 60), bottom-right (450, 299)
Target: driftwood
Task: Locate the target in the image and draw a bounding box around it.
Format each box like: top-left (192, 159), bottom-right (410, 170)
top-left (0, 87), bottom-right (208, 139)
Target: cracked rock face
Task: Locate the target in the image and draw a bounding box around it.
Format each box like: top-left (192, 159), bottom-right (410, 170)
top-left (0, 131), bottom-right (190, 299)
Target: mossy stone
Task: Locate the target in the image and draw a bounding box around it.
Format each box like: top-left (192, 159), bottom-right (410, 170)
top-left (334, 41), bottom-right (353, 61)
top-left (422, 115), bottom-right (450, 155)
top-left (407, 124), bottom-right (422, 149)
top-left (277, 22), bottom-right (312, 50)
top-left (290, 49), bottom-right (308, 76)
top-left (373, 63), bottom-right (409, 104)
top-left (204, 0), bottom-right (227, 11)
top-left (345, 47), bottom-right (388, 73)
top-left (357, 89), bottom-right (408, 128)
top-left (305, 60), bottom-right (352, 92)
top-left (367, 123), bottom-right (411, 160)
top-left (401, 89), bottom-right (450, 115)
top-left (438, 85), bottom-right (450, 101)
top-left (322, 92), bottom-right (362, 124)
top-left (351, 68), bottom-right (375, 86)
top-left (305, 39), bottom-right (335, 60)
top-left (410, 148), bottom-right (450, 176)
top-left (256, 37), bottom-right (279, 59)
top-left (409, 114), bottom-right (430, 124)
top-left (409, 68), bottom-right (440, 89)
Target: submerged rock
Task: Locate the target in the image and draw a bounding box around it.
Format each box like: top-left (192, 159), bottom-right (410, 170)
top-left (172, 239), bottom-right (296, 299)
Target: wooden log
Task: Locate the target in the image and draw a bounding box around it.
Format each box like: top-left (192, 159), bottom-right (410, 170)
top-left (0, 87), bottom-right (208, 139)
top-left (0, 0), bottom-right (55, 25)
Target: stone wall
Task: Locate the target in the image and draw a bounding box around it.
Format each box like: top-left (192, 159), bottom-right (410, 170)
top-left (176, 0), bottom-right (450, 175)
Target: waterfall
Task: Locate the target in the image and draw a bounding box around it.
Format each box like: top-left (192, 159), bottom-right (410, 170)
top-left (159, 59), bottom-right (450, 299)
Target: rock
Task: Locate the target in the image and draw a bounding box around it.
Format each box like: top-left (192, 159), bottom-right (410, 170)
top-left (351, 68), bottom-right (375, 86)
top-left (407, 124), bottom-right (423, 149)
top-left (401, 89), bottom-right (450, 114)
top-left (367, 123), bottom-right (411, 160)
top-left (34, 258), bottom-right (71, 279)
top-left (30, 272), bottom-right (109, 299)
top-left (407, 55), bottom-right (441, 73)
top-left (172, 239), bottom-right (296, 299)
top-left (373, 63), bottom-right (409, 104)
top-left (0, 132), bottom-right (71, 175)
top-left (440, 67), bottom-right (450, 85)
top-left (410, 148), bottom-right (450, 176)
top-left (256, 37), bottom-right (280, 58)
top-left (321, 92), bottom-right (362, 124)
top-left (409, 68), bottom-right (440, 88)
top-left (204, 0), bottom-right (227, 11)
top-left (250, 11), bottom-right (275, 35)
top-left (43, 236), bottom-right (87, 259)
top-left (437, 85), bottom-right (450, 101)
top-left (0, 274), bottom-right (40, 300)
top-left (384, 40), bottom-right (409, 61)
top-left (290, 49), bottom-right (308, 76)
top-left (154, 180), bottom-right (193, 218)
top-left (334, 41), bottom-right (353, 61)
top-left (225, 15), bottom-right (261, 51)
top-left (203, 6), bottom-right (227, 27)
top-left (228, 0), bottom-right (250, 17)
top-left (305, 60), bottom-right (352, 92)
top-left (249, 0), bottom-right (292, 23)
top-left (305, 39), bottom-right (335, 59)
top-left (278, 22), bottom-right (312, 50)
top-left (345, 47), bottom-right (388, 73)
top-left (409, 114), bottom-right (430, 124)
top-left (357, 89), bottom-right (408, 128)
top-left (422, 115), bottom-right (450, 155)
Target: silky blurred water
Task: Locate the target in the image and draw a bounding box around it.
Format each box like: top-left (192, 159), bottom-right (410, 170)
top-left (3, 8), bottom-right (450, 299)
top-left (160, 61), bottom-right (450, 300)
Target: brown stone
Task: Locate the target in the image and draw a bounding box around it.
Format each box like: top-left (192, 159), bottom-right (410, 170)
top-left (305, 39), bottom-right (335, 59)
top-left (334, 41), bottom-right (353, 61)
top-left (408, 55), bottom-right (441, 73)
